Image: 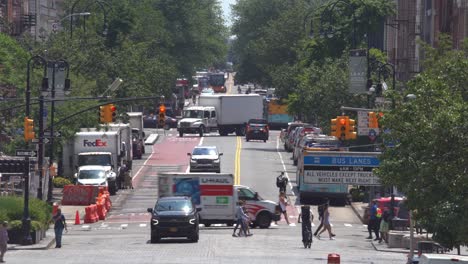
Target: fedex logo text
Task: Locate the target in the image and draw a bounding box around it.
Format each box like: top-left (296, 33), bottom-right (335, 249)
top-left (83, 139), bottom-right (107, 147)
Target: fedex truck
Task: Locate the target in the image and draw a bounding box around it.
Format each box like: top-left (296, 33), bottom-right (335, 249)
top-left (158, 172), bottom-right (280, 228)
top-left (62, 131), bottom-right (124, 193)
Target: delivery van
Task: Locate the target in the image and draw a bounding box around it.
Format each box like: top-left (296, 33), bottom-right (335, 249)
top-left (158, 172), bottom-right (280, 228)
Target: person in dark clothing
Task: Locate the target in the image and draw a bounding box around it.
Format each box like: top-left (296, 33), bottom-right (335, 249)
top-left (300, 205), bottom-right (314, 248)
top-left (276, 172), bottom-right (288, 194)
top-left (367, 200), bottom-right (380, 240)
top-left (53, 209), bottom-right (67, 248)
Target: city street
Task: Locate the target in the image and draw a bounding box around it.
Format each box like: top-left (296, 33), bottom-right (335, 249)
top-left (7, 130), bottom-right (407, 264)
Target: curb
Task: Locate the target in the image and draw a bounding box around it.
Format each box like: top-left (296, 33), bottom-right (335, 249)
top-left (349, 202), bottom-right (365, 224)
top-left (371, 241), bottom-right (413, 254)
top-left (7, 235), bottom-right (55, 251)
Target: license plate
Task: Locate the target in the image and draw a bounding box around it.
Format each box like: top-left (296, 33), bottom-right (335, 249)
top-left (169, 227), bottom-right (178, 232)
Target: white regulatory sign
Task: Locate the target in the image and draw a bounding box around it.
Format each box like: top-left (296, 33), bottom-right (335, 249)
top-left (304, 170), bottom-right (380, 186)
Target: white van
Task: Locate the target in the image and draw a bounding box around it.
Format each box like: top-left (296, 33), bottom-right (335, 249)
top-left (419, 254), bottom-right (468, 264)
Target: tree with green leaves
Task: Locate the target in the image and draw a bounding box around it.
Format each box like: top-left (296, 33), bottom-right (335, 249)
top-left (377, 36), bottom-right (468, 249)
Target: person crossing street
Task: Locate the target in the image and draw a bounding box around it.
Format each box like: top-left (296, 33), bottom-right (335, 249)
top-left (276, 171), bottom-right (288, 194)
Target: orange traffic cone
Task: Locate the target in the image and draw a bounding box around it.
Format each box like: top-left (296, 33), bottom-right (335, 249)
top-left (74, 210), bottom-right (81, 225)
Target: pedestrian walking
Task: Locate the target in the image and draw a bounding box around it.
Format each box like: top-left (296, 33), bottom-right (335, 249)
top-left (275, 192), bottom-right (291, 225)
top-left (232, 201), bottom-right (248, 237)
top-left (317, 204), bottom-right (336, 240)
top-left (53, 209), bottom-right (68, 248)
top-left (0, 221), bottom-right (9, 263)
top-left (241, 204), bottom-right (253, 237)
top-left (299, 205), bottom-right (314, 248)
top-left (313, 198), bottom-right (329, 237)
top-left (366, 200), bottom-right (380, 240)
top-left (379, 210), bottom-right (390, 243)
top-left (276, 172), bottom-right (288, 194)
top-left (123, 161), bottom-right (133, 189)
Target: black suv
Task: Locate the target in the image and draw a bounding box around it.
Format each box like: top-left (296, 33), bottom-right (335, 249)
top-left (147, 196), bottom-right (201, 243)
top-left (246, 119), bottom-right (269, 142)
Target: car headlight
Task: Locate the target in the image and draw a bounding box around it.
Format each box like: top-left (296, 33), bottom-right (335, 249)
top-left (100, 181), bottom-right (108, 186)
top-left (213, 159), bottom-right (220, 163)
top-left (190, 160), bottom-right (197, 164)
top-left (189, 218), bottom-right (196, 225)
top-left (152, 218), bottom-right (159, 225)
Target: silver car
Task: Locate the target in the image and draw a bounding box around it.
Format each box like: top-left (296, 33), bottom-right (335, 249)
top-left (188, 146), bottom-right (223, 173)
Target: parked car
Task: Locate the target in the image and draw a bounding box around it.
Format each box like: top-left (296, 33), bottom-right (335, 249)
top-left (281, 122), bottom-right (306, 151)
top-left (147, 196), bottom-right (201, 243)
top-left (188, 146), bottom-right (223, 173)
top-left (246, 118), bottom-right (269, 142)
top-left (143, 115), bottom-right (178, 129)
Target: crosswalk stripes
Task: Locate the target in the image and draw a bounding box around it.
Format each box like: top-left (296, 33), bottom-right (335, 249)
top-left (71, 221), bottom-right (365, 231)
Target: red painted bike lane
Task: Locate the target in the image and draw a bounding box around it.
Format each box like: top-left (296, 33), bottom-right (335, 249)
top-left (132, 135), bottom-right (202, 188)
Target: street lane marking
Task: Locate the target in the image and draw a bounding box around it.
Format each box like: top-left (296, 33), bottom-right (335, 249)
top-left (139, 224), bottom-right (147, 227)
top-left (234, 136), bottom-right (242, 185)
top-left (120, 224), bottom-right (128, 229)
top-left (345, 223), bottom-right (352, 227)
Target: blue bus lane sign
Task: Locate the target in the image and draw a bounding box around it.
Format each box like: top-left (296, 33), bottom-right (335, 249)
top-left (302, 151), bottom-right (381, 186)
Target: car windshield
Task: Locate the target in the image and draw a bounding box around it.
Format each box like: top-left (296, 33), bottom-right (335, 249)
top-left (78, 155), bottom-right (111, 166)
top-left (249, 119), bottom-right (267, 125)
top-left (193, 148), bottom-right (217, 155)
top-left (183, 110), bottom-right (204, 119)
top-left (78, 170), bottom-right (106, 179)
top-left (155, 200), bottom-right (193, 213)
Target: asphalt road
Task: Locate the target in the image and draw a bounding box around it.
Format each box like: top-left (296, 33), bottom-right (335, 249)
top-left (8, 129), bottom-right (407, 264)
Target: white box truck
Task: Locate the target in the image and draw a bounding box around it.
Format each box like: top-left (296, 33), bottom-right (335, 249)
top-left (177, 94), bottom-right (263, 136)
top-left (158, 172), bottom-right (280, 228)
top-left (62, 131), bottom-right (124, 194)
top-left (104, 123), bottom-right (133, 168)
top-left (127, 112), bottom-right (145, 157)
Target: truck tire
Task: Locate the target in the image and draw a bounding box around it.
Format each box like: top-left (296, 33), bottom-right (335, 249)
top-left (199, 126), bottom-right (204, 137)
top-left (256, 212), bottom-right (272, 229)
top-left (179, 131), bottom-right (183, 137)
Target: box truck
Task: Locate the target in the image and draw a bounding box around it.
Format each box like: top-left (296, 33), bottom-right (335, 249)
top-left (177, 94), bottom-right (263, 137)
top-left (158, 172), bottom-right (280, 228)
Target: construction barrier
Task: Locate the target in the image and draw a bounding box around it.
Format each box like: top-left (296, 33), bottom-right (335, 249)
top-left (327, 253), bottom-right (340, 264)
top-left (62, 185), bottom-right (100, 205)
top-left (84, 205), bottom-right (95, 223)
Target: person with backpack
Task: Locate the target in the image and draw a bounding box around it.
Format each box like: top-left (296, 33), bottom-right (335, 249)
top-left (276, 171), bottom-right (288, 194)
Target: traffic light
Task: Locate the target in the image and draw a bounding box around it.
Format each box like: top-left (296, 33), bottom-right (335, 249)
top-left (330, 118), bottom-right (338, 138)
top-left (368, 112), bottom-right (378, 128)
top-left (24, 117), bottom-right (35, 141)
top-left (99, 105), bottom-right (108, 123)
top-left (158, 104), bottom-right (166, 127)
top-left (99, 104), bottom-right (116, 123)
top-left (347, 118), bottom-right (357, 140)
top-left (336, 116), bottom-right (347, 141)
top-left (109, 104), bottom-right (117, 122)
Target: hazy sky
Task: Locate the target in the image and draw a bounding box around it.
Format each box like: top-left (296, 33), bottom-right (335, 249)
top-left (221, 0), bottom-right (236, 26)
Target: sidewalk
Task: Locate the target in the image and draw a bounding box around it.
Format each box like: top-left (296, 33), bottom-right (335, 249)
top-left (7, 188), bottom-right (87, 250)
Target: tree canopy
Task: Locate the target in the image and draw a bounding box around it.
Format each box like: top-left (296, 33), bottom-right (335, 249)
top-left (377, 36), bottom-right (468, 249)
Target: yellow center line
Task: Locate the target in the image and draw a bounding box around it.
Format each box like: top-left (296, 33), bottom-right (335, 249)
top-left (234, 136), bottom-right (242, 185)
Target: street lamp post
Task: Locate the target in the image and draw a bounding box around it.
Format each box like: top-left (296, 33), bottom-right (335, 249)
top-left (47, 60), bottom-right (70, 202)
top-left (70, 0), bottom-right (110, 39)
top-left (24, 55), bottom-right (48, 244)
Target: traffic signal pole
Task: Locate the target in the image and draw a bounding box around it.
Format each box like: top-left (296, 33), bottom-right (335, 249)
top-left (22, 156), bottom-right (32, 245)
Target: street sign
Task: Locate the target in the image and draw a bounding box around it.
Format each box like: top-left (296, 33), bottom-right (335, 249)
top-left (43, 131), bottom-right (61, 138)
top-left (357, 111), bottom-right (369, 136)
top-left (349, 49), bottom-right (367, 94)
top-left (303, 151), bottom-right (381, 186)
top-left (31, 138), bottom-right (50, 144)
top-left (16, 149), bottom-right (37, 157)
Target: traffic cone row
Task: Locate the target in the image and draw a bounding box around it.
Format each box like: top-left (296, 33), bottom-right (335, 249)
top-left (80, 187), bottom-right (113, 224)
